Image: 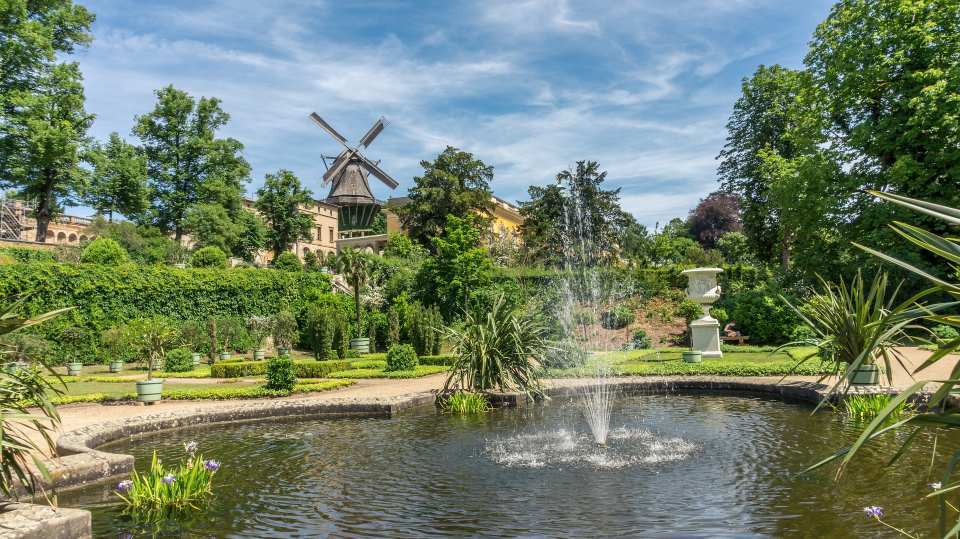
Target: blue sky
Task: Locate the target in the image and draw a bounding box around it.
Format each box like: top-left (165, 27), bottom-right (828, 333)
top-left (74, 0), bottom-right (835, 229)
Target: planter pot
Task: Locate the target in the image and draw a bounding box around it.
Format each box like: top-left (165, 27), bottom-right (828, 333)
top-left (136, 379), bottom-right (164, 404)
top-left (218, 352), bottom-right (231, 361)
top-left (191, 353), bottom-right (201, 367)
top-left (850, 363), bottom-right (881, 385)
top-left (66, 362), bottom-right (83, 376)
top-left (253, 349), bottom-right (266, 361)
top-left (4, 362), bottom-right (26, 374)
top-left (277, 347), bottom-right (290, 357)
top-left (108, 361), bottom-right (123, 373)
top-left (682, 351), bottom-right (702, 363)
top-left (350, 338), bottom-right (370, 355)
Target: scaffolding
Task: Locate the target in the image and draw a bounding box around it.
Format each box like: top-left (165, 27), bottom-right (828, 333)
top-left (0, 197), bottom-right (33, 241)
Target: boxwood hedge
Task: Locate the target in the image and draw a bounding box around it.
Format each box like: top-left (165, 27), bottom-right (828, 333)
top-left (211, 359), bottom-right (350, 378)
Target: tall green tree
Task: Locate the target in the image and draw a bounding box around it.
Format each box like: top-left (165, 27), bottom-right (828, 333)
top-left (416, 214), bottom-right (493, 320)
top-left (84, 132), bottom-right (148, 221)
top-left (805, 0), bottom-right (960, 277)
top-left (0, 0), bottom-right (93, 177)
top-left (395, 146), bottom-right (494, 249)
top-left (254, 169), bottom-right (313, 258)
top-left (231, 209), bottom-right (268, 262)
top-left (183, 203), bottom-right (237, 254)
top-left (133, 85), bottom-right (250, 241)
top-left (519, 161), bottom-right (627, 267)
top-left (2, 62), bottom-right (93, 241)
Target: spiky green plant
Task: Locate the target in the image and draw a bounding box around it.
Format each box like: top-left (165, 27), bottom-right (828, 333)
top-left (839, 394), bottom-right (910, 423)
top-left (777, 271), bottom-right (944, 396)
top-left (443, 294), bottom-right (550, 397)
top-left (805, 192), bottom-right (960, 536)
top-left (0, 299), bottom-right (72, 497)
top-left (440, 391), bottom-right (490, 414)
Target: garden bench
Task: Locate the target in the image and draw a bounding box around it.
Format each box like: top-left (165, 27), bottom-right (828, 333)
top-left (721, 335), bottom-right (750, 345)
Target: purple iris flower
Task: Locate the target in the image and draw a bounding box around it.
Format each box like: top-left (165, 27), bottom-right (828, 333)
top-left (162, 474), bottom-right (176, 485)
top-left (863, 506), bottom-right (883, 519)
top-left (204, 459), bottom-right (220, 472)
top-left (116, 479), bottom-right (133, 493)
top-left (184, 441), bottom-right (198, 454)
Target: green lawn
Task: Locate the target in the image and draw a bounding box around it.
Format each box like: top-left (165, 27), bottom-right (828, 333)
top-left (549, 347), bottom-right (829, 378)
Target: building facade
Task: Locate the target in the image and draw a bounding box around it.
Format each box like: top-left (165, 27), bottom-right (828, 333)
top-left (384, 195), bottom-right (524, 244)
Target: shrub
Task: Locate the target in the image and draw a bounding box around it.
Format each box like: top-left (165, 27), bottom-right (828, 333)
top-left (0, 247), bottom-right (56, 264)
top-left (790, 324), bottom-right (816, 342)
top-left (572, 308), bottom-right (596, 326)
top-left (440, 391), bottom-right (490, 414)
top-left (600, 304), bottom-right (634, 330)
top-left (630, 329), bottom-right (652, 349)
top-left (273, 252), bottom-right (302, 271)
top-left (721, 288), bottom-right (799, 345)
top-left (164, 348), bottom-right (195, 373)
top-left (272, 310), bottom-right (298, 351)
top-left (385, 344), bottom-right (418, 372)
top-left (191, 247), bottom-right (228, 269)
top-left (245, 315), bottom-right (273, 350)
top-left (210, 359), bottom-right (349, 378)
top-left (932, 324), bottom-right (959, 343)
top-left (265, 356), bottom-right (296, 391)
top-left (678, 300), bottom-right (703, 323)
top-left (80, 237), bottom-right (130, 266)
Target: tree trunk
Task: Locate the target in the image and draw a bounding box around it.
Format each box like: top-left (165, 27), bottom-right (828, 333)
top-left (34, 190), bottom-right (53, 243)
top-left (354, 286), bottom-right (362, 338)
top-left (780, 234), bottom-right (792, 272)
top-left (174, 225), bottom-right (183, 242)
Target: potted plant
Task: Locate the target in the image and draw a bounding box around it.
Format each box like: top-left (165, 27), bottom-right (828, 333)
top-left (180, 320), bottom-right (207, 367)
top-left (101, 326), bottom-right (127, 373)
top-left (59, 326), bottom-right (87, 376)
top-left (778, 271), bottom-right (935, 388)
top-left (3, 333), bottom-right (50, 374)
top-left (127, 317), bottom-right (178, 404)
top-left (682, 350), bottom-right (702, 363)
top-left (272, 311), bottom-right (297, 357)
top-left (334, 248), bottom-right (371, 354)
top-left (246, 316), bottom-right (272, 360)
top-left (215, 318), bottom-right (239, 361)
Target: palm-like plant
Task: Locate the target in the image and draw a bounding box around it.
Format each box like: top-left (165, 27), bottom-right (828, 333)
top-left (0, 299), bottom-right (72, 497)
top-left (780, 271), bottom-right (942, 395)
top-left (806, 192), bottom-right (960, 535)
top-left (443, 295), bottom-right (550, 397)
top-left (335, 248), bottom-right (369, 337)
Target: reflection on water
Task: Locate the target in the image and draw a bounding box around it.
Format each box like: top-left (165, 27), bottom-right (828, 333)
top-left (59, 394), bottom-right (960, 538)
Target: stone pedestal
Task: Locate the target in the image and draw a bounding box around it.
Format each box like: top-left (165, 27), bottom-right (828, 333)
top-left (681, 268), bottom-right (723, 359)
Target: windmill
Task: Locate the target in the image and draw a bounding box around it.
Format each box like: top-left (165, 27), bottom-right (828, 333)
top-left (310, 113), bottom-right (399, 236)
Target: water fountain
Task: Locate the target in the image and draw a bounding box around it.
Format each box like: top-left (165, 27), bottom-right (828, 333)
top-left (577, 369), bottom-right (616, 446)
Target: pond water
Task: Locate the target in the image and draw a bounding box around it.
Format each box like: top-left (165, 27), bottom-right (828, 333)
top-left (61, 393), bottom-right (958, 537)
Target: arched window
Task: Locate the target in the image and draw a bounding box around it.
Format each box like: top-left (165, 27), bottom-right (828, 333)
top-left (57, 232), bottom-right (66, 243)
top-left (68, 233), bottom-right (77, 243)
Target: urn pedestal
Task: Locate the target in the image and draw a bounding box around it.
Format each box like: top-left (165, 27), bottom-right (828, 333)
top-left (681, 267), bottom-right (724, 359)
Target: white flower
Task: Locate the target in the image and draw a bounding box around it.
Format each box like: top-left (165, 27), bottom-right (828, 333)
top-left (930, 482), bottom-right (943, 490)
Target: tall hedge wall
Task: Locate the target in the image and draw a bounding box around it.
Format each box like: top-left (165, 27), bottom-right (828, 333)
top-left (0, 262), bottom-right (332, 363)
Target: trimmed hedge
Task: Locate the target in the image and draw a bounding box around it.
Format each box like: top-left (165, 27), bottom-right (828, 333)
top-left (418, 354), bottom-right (455, 366)
top-left (50, 379), bottom-right (354, 404)
top-left (210, 359), bottom-right (349, 379)
top-left (0, 247), bottom-right (57, 263)
top-left (0, 262), bottom-right (331, 363)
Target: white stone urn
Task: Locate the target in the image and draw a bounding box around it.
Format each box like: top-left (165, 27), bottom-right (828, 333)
top-left (680, 267), bottom-right (723, 358)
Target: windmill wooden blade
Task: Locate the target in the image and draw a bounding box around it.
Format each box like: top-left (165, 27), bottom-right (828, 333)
top-left (358, 117), bottom-right (387, 148)
top-left (323, 149), bottom-right (355, 184)
top-left (358, 153), bottom-right (399, 189)
top-left (310, 113), bottom-right (349, 147)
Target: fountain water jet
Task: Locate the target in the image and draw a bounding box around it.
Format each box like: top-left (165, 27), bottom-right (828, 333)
top-left (578, 368), bottom-right (616, 446)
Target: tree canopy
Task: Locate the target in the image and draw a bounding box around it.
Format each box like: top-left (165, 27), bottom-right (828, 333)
top-left (254, 169), bottom-right (314, 258)
top-left (394, 146), bottom-right (494, 249)
top-left (133, 85), bottom-right (250, 240)
top-left (84, 132), bottom-right (148, 222)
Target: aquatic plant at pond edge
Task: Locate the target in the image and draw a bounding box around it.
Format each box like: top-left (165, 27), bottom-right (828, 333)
top-left (115, 442), bottom-right (219, 519)
top-left (439, 391), bottom-right (490, 414)
top-left (839, 394), bottom-right (911, 424)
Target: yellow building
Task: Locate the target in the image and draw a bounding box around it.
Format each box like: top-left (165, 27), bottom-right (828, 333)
top-left (384, 195), bottom-right (524, 244)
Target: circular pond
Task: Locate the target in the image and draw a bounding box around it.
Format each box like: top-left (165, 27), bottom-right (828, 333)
top-left (62, 393), bottom-right (956, 537)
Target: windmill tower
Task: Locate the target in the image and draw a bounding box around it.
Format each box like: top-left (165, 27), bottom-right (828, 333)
top-left (310, 113), bottom-right (398, 237)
